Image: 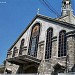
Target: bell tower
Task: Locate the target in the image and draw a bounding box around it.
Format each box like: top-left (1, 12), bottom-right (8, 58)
top-left (57, 0), bottom-right (75, 24)
top-left (62, 0), bottom-right (73, 16)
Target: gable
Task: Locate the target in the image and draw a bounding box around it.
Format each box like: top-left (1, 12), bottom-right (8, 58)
top-left (8, 14), bottom-right (75, 51)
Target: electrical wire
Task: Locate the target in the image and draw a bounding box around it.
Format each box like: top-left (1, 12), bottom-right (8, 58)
top-left (39, 0), bottom-right (60, 17)
top-left (45, 0), bottom-right (61, 17)
top-left (39, 0), bottom-right (67, 22)
top-left (39, 0), bottom-right (56, 14)
top-left (42, 0), bottom-right (60, 17)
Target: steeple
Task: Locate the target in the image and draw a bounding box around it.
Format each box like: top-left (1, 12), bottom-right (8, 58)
top-left (62, 0), bottom-right (73, 16)
top-left (57, 0), bottom-right (75, 24)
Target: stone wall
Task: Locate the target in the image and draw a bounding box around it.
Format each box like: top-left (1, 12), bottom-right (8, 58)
top-left (5, 61), bottom-right (19, 74)
top-left (67, 36), bottom-right (75, 71)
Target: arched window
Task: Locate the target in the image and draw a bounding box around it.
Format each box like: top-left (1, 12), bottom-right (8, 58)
top-left (58, 30), bottom-right (66, 57)
top-left (28, 23), bottom-right (40, 57)
top-left (19, 38), bottom-right (25, 55)
top-left (45, 28), bottom-right (53, 59)
top-left (12, 46), bottom-right (17, 57)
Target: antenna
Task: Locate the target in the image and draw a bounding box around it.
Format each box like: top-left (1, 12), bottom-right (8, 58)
top-left (37, 8), bottom-right (40, 14)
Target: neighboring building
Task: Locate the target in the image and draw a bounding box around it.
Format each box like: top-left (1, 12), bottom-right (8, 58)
top-left (0, 65), bottom-right (4, 74)
top-left (5, 0), bottom-right (75, 75)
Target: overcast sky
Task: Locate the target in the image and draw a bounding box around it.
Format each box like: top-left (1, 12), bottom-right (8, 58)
top-left (0, 0), bottom-right (75, 64)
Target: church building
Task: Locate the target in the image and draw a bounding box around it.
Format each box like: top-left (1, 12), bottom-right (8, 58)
top-left (5, 0), bottom-right (75, 74)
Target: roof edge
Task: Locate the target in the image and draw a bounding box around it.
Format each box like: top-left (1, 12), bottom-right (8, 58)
top-left (8, 14), bottom-right (75, 51)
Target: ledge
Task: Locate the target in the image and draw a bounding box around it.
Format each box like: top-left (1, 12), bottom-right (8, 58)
top-left (38, 41), bottom-right (44, 46)
top-left (6, 55), bottom-right (41, 65)
top-left (52, 36), bottom-right (57, 42)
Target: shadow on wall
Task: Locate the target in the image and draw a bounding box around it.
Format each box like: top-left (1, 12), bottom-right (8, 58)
top-left (16, 64), bottom-right (38, 74)
top-left (71, 64), bottom-right (75, 72)
top-left (16, 65), bottom-right (23, 74)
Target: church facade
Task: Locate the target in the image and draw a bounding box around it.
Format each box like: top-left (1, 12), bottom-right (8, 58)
top-left (5, 0), bottom-right (75, 74)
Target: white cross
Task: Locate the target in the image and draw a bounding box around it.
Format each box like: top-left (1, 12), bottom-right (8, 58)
top-left (37, 8), bottom-right (40, 14)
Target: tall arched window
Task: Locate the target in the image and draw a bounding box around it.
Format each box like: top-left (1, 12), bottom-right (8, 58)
top-left (28, 23), bottom-right (40, 57)
top-left (58, 30), bottom-right (66, 57)
top-left (19, 38), bottom-right (25, 55)
top-left (45, 28), bottom-right (53, 59)
top-left (12, 46), bottom-right (17, 57)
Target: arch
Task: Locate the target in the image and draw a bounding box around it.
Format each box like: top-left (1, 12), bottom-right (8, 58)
top-left (23, 63), bottom-right (38, 74)
top-left (58, 30), bottom-right (66, 57)
top-left (53, 63), bottom-right (65, 69)
top-left (28, 23), bottom-right (40, 57)
top-left (24, 65), bottom-right (37, 73)
top-left (53, 63), bottom-right (65, 75)
top-left (19, 38), bottom-right (25, 55)
top-left (71, 64), bottom-right (75, 72)
top-left (45, 27), bottom-right (53, 59)
top-left (12, 46), bottom-right (17, 57)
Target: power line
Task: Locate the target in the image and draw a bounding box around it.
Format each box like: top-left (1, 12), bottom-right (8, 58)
top-left (45, 0), bottom-right (61, 17)
top-left (39, 0), bottom-right (55, 14)
top-left (39, 0), bottom-right (66, 22)
top-left (39, 0), bottom-right (61, 17)
top-left (42, 0), bottom-right (60, 17)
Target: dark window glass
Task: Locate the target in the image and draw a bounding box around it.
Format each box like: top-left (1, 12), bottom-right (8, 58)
top-left (19, 39), bottom-right (25, 55)
top-left (58, 30), bottom-right (66, 57)
top-left (45, 28), bottom-right (53, 59)
top-left (28, 23), bottom-right (40, 57)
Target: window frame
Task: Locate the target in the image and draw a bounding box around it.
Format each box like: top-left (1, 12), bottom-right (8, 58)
top-left (28, 23), bottom-right (40, 57)
top-left (58, 30), bottom-right (66, 57)
top-left (45, 27), bottom-right (53, 59)
top-left (19, 38), bottom-right (25, 55)
top-left (12, 46), bottom-right (17, 57)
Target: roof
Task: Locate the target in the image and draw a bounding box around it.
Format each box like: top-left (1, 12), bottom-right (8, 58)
top-left (37, 14), bottom-right (75, 28)
top-left (8, 14), bottom-right (75, 51)
top-left (55, 14), bottom-right (68, 20)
